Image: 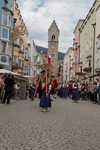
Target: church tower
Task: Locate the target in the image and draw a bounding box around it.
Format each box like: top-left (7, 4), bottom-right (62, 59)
top-left (48, 20), bottom-right (59, 77)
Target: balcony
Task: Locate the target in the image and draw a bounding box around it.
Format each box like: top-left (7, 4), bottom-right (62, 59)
top-left (69, 66), bottom-right (73, 70)
top-left (83, 67), bottom-right (92, 72)
top-left (13, 62), bottom-right (19, 69)
top-left (95, 68), bottom-right (100, 72)
top-left (13, 42), bottom-right (20, 48)
top-left (24, 56), bottom-right (29, 61)
top-left (0, 53), bottom-right (9, 67)
top-left (73, 42), bottom-right (78, 50)
top-left (19, 49), bottom-right (24, 54)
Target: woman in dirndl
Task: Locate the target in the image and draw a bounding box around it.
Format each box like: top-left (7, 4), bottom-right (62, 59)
top-left (72, 80), bottom-right (80, 102)
top-left (40, 80), bottom-right (51, 112)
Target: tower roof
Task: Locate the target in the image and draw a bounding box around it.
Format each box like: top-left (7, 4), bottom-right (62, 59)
top-left (48, 20), bottom-right (59, 32)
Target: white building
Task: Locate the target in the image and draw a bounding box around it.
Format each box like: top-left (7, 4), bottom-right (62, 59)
top-left (28, 39), bottom-right (44, 77)
top-left (95, 5), bottom-right (100, 74)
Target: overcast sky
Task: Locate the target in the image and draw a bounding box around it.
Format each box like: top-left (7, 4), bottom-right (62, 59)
top-left (17, 0), bottom-right (95, 53)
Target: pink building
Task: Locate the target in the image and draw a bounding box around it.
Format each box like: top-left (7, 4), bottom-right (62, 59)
top-left (73, 19), bottom-right (84, 81)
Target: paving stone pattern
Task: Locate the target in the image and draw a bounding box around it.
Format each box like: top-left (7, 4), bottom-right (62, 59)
top-left (0, 98), bottom-right (100, 150)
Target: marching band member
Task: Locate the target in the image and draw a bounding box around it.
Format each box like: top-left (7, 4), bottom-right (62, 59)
top-left (72, 79), bottom-right (80, 103)
top-left (50, 75), bottom-right (58, 100)
top-left (40, 78), bottom-right (52, 112)
top-left (36, 70), bottom-right (46, 99)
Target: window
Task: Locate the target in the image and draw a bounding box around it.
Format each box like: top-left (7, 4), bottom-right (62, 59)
top-left (89, 60), bottom-right (91, 67)
top-left (96, 59), bottom-right (100, 68)
top-left (34, 70), bottom-right (36, 76)
top-left (66, 75), bottom-right (68, 81)
top-left (98, 39), bottom-right (100, 49)
top-left (70, 73), bottom-right (73, 78)
top-left (75, 56), bottom-right (77, 62)
top-left (1, 41), bottom-right (7, 53)
top-left (13, 56), bottom-right (18, 65)
top-left (80, 66), bottom-right (82, 72)
top-left (2, 10), bottom-right (11, 26)
top-left (90, 37), bottom-right (92, 48)
top-left (2, 12), bottom-right (8, 26)
top-left (66, 65), bottom-right (68, 72)
top-left (96, 38), bottom-right (100, 50)
top-left (96, 40), bottom-right (98, 51)
top-left (51, 35), bottom-right (55, 40)
top-left (1, 27), bottom-right (9, 40)
top-left (19, 60), bottom-right (23, 68)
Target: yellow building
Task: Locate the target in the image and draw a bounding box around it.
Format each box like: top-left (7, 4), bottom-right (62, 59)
top-left (12, 0), bottom-right (29, 75)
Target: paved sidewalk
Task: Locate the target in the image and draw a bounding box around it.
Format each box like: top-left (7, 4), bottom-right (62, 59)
top-left (0, 98), bottom-right (100, 150)
top-left (0, 99), bottom-right (17, 106)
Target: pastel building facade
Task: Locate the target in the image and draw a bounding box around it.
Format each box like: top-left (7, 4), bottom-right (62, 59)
top-left (0, 0), bottom-right (14, 70)
top-left (73, 19), bottom-right (84, 81)
top-left (13, 0), bottom-right (29, 75)
top-left (63, 47), bottom-right (73, 81)
top-left (95, 5), bottom-right (100, 74)
top-left (80, 0), bottom-right (100, 81)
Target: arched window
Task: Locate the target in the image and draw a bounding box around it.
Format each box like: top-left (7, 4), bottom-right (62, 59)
top-left (51, 34), bottom-right (55, 40)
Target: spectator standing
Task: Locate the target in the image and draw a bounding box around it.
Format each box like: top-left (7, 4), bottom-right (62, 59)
top-left (2, 73), bottom-right (15, 104)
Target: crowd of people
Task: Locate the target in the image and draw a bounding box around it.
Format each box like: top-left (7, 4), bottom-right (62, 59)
top-left (57, 78), bottom-right (100, 104)
top-left (28, 70), bottom-right (100, 112)
top-left (0, 71), bottom-right (100, 112)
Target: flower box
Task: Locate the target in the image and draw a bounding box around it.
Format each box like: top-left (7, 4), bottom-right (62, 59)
top-left (83, 67), bottom-right (92, 72)
top-left (75, 72), bottom-right (83, 75)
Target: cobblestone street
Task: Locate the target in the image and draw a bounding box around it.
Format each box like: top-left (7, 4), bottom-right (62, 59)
top-left (0, 98), bottom-right (100, 150)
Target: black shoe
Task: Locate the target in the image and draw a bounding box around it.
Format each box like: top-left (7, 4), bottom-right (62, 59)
top-left (2, 102), bottom-right (5, 104)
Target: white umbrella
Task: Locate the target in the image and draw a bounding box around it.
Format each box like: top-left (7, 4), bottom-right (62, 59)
top-left (0, 69), bottom-right (20, 76)
top-left (0, 69), bottom-right (11, 74)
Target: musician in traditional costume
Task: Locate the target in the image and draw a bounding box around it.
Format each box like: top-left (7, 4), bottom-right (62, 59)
top-left (36, 70), bottom-right (46, 99)
top-left (50, 75), bottom-right (58, 100)
top-left (72, 80), bottom-right (80, 102)
top-left (40, 78), bottom-right (52, 112)
top-left (29, 81), bottom-right (36, 100)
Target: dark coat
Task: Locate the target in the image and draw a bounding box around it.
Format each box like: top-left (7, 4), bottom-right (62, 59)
top-left (4, 76), bottom-right (15, 91)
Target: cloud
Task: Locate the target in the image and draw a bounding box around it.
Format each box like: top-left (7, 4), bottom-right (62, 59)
top-left (16, 0), bottom-right (95, 53)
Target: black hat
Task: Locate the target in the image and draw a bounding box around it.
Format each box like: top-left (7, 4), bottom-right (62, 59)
top-left (41, 70), bottom-right (46, 73)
